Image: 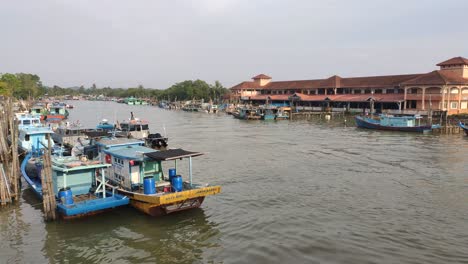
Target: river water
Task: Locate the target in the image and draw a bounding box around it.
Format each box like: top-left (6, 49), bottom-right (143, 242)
top-left (1, 100), bottom-right (468, 264)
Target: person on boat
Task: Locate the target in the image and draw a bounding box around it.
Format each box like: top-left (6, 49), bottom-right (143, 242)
top-left (130, 112), bottom-right (135, 120)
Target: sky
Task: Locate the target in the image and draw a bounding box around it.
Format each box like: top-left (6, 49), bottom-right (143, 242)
top-left (1, 0), bottom-right (468, 89)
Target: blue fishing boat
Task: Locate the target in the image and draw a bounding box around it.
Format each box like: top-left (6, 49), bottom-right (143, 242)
top-left (355, 114), bottom-right (438, 133)
top-left (21, 154), bottom-right (129, 219)
top-left (459, 122), bottom-right (468, 136)
top-left (95, 138), bottom-right (221, 216)
top-left (96, 119), bottom-right (114, 130)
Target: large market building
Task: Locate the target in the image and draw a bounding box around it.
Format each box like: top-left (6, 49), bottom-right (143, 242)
top-left (230, 57), bottom-right (468, 115)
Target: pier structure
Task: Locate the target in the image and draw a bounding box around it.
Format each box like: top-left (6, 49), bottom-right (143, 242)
top-left (230, 57), bottom-right (468, 116)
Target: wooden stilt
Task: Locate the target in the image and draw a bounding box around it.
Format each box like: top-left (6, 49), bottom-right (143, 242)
top-left (41, 137), bottom-right (56, 221)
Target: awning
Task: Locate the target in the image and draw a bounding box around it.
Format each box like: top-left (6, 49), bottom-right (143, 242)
top-left (144, 149), bottom-right (203, 161)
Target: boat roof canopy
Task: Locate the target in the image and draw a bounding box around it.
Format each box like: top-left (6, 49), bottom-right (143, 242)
top-left (145, 149), bottom-right (203, 161)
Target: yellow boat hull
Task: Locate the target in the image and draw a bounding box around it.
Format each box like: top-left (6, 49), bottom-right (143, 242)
top-left (120, 185), bottom-right (221, 216)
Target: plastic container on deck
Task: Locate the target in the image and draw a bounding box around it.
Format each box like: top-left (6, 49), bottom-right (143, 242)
top-left (58, 187), bottom-right (74, 205)
top-left (143, 176), bottom-right (156, 195)
top-left (168, 168), bottom-right (176, 182)
top-left (171, 175), bottom-right (183, 192)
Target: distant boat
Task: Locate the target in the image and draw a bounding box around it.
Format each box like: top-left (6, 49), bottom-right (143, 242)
top-left (21, 153), bottom-right (129, 219)
top-left (46, 103), bottom-right (69, 122)
top-left (96, 119), bottom-right (114, 130)
top-left (459, 122), bottom-right (468, 136)
top-left (355, 114), bottom-right (439, 133)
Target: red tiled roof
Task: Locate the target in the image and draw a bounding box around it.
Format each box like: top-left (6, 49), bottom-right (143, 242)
top-left (340, 74), bottom-right (422, 88)
top-left (319, 75), bottom-right (342, 88)
top-left (231, 74), bottom-right (423, 91)
top-left (252, 74), bottom-right (272, 80)
top-left (402, 70), bottom-right (468, 86)
top-left (436, 56), bottom-right (468, 66)
top-left (230, 81), bottom-right (263, 90)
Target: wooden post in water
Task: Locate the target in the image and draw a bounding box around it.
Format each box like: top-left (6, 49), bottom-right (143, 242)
top-left (41, 137), bottom-right (56, 221)
top-left (0, 98), bottom-right (20, 205)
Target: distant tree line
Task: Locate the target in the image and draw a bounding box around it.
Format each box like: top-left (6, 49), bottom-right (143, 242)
top-left (0, 72), bottom-right (230, 102)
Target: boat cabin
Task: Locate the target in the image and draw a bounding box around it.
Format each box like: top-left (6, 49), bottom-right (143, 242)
top-left (52, 126), bottom-right (91, 147)
top-left (118, 119), bottom-right (150, 139)
top-left (18, 126), bottom-right (54, 153)
top-left (96, 138), bottom-right (200, 191)
top-left (379, 115), bottom-right (420, 127)
top-left (16, 114), bottom-right (42, 129)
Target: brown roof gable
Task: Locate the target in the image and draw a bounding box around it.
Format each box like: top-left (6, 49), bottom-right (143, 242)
top-left (436, 56), bottom-right (468, 66)
top-left (252, 74), bottom-right (271, 79)
top-left (402, 70), bottom-right (468, 86)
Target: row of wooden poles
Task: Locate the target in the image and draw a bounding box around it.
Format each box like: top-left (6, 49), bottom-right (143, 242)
top-left (0, 98), bottom-right (56, 220)
top-left (0, 98), bottom-right (21, 205)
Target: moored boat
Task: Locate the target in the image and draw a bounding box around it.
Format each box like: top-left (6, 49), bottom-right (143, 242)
top-left (17, 114), bottom-right (54, 154)
top-left (355, 114), bottom-right (439, 132)
top-left (21, 153), bottom-right (129, 219)
top-left (46, 102), bottom-right (69, 122)
top-left (459, 122), bottom-right (468, 136)
top-left (95, 138), bottom-right (221, 216)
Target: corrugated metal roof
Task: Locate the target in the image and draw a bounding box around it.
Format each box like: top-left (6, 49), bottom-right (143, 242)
top-left (145, 149), bottom-right (203, 161)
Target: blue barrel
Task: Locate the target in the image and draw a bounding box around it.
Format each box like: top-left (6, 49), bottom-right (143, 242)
top-left (144, 176), bottom-right (156, 195)
top-left (168, 168), bottom-right (176, 182)
top-left (171, 175), bottom-right (183, 192)
top-left (58, 187), bottom-right (74, 205)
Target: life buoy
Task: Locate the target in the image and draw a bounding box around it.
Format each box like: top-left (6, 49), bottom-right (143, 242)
top-left (105, 154), bottom-right (111, 164)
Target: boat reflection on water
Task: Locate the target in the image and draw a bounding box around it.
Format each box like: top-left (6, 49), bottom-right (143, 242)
top-left (42, 207), bottom-right (220, 263)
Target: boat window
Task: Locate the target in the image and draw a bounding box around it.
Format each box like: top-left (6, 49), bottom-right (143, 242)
top-left (25, 135), bottom-right (30, 141)
top-left (32, 119), bottom-right (39, 125)
top-left (23, 120), bottom-right (31, 125)
top-left (141, 124), bottom-right (149, 130)
top-left (136, 125), bottom-right (141, 131)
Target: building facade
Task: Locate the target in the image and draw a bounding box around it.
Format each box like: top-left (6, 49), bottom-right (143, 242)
top-left (230, 57), bottom-right (468, 115)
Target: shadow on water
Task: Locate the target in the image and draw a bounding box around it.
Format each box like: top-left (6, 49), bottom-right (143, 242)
top-left (43, 207), bottom-right (220, 264)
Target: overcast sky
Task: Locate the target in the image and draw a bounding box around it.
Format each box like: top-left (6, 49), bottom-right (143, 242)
top-left (1, 0), bottom-right (467, 89)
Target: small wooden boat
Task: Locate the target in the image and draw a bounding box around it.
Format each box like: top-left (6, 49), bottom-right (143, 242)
top-left (459, 122), bottom-right (468, 136)
top-left (21, 154), bottom-right (129, 219)
top-left (355, 114), bottom-right (438, 133)
top-left (95, 138), bottom-right (220, 216)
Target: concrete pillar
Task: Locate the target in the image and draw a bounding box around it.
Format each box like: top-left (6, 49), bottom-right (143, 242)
top-left (441, 87), bottom-right (446, 110)
top-left (403, 87), bottom-right (407, 109)
top-left (421, 87), bottom-right (426, 110)
top-left (458, 86), bottom-right (462, 113)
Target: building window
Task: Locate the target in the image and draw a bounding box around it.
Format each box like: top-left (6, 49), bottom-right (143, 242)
top-left (364, 89), bottom-right (371, 94)
top-left (461, 101), bottom-right (468, 109)
top-left (451, 102), bottom-right (458, 109)
top-left (374, 89), bottom-right (382, 94)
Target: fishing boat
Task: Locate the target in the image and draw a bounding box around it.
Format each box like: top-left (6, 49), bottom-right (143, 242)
top-left (233, 107), bottom-right (262, 120)
top-left (96, 119), bottom-right (114, 131)
top-left (46, 102), bottom-right (69, 122)
top-left (21, 153), bottom-right (129, 219)
top-left (30, 104), bottom-right (48, 120)
top-left (95, 138), bottom-right (221, 216)
top-left (259, 108), bottom-right (276, 120)
top-left (17, 114), bottom-right (54, 154)
top-left (275, 107), bottom-right (291, 120)
top-left (115, 113), bottom-right (168, 150)
top-left (355, 114), bottom-right (439, 132)
top-left (459, 122), bottom-right (468, 136)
